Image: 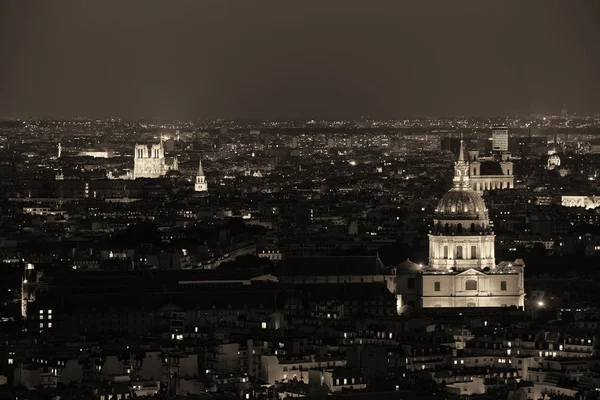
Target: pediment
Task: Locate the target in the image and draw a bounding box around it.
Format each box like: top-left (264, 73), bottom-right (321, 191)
top-left (250, 274), bottom-right (279, 282)
top-left (456, 268), bottom-right (487, 276)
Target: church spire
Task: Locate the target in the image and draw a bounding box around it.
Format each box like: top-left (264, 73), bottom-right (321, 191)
top-left (458, 138), bottom-right (466, 162)
top-left (453, 139), bottom-right (470, 189)
top-left (195, 158), bottom-right (208, 192)
top-left (197, 159), bottom-right (204, 177)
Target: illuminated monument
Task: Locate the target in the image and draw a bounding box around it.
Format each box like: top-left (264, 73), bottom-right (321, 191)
top-left (420, 140), bottom-right (525, 308)
top-left (133, 140), bottom-right (178, 179)
top-left (194, 159), bottom-right (208, 193)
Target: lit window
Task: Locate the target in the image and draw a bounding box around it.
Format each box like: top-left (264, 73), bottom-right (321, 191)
top-left (48, 310), bottom-right (52, 314)
top-left (261, 322), bottom-right (267, 329)
top-left (8, 359), bottom-right (13, 365)
top-left (39, 310), bottom-right (44, 314)
top-left (48, 323), bottom-right (52, 328)
top-left (39, 323), bottom-right (44, 328)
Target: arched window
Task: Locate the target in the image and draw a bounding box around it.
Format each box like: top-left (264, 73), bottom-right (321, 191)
top-left (470, 223), bottom-right (476, 232)
top-left (437, 222), bottom-right (442, 232)
top-left (465, 280), bottom-right (477, 290)
top-left (467, 302), bottom-right (476, 308)
top-left (457, 223), bottom-right (463, 233)
top-left (444, 224), bottom-right (450, 233)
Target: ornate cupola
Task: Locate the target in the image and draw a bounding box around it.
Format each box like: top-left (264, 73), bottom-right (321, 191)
top-left (428, 140), bottom-right (495, 270)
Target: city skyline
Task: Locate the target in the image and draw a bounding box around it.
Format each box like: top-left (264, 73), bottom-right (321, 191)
top-left (3, 2), bottom-right (600, 398)
top-left (1, 0), bottom-right (600, 120)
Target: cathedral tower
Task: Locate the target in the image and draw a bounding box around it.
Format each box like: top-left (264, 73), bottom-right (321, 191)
top-left (133, 141), bottom-right (178, 179)
top-left (195, 159), bottom-right (208, 192)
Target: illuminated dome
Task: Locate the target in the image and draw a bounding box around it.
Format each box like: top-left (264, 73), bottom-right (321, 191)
top-left (434, 139), bottom-right (488, 221)
top-left (435, 187), bottom-right (487, 220)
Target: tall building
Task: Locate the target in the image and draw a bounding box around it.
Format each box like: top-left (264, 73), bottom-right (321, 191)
top-left (195, 159), bottom-right (208, 192)
top-left (133, 141), bottom-right (178, 179)
top-left (420, 140), bottom-right (525, 308)
top-left (492, 126), bottom-right (509, 152)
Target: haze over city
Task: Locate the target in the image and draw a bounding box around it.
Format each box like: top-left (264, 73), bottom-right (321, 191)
top-left (1, 0), bottom-right (600, 119)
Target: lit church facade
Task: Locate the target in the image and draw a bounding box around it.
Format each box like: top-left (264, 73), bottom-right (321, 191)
top-left (419, 141), bottom-right (525, 309)
top-left (468, 151), bottom-right (514, 193)
top-left (133, 141), bottom-right (178, 179)
top-left (195, 159), bottom-right (208, 193)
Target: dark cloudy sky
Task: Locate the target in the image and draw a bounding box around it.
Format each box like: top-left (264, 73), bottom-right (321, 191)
top-left (1, 0), bottom-right (599, 119)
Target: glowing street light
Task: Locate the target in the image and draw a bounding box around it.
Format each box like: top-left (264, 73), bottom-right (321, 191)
top-left (537, 301), bottom-right (545, 307)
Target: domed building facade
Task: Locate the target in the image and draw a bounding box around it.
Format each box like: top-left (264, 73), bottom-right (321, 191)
top-left (419, 141), bottom-right (525, 309)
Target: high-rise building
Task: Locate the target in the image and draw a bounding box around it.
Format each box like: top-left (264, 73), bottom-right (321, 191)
top-left (133, 141), bottom-right (178, 179)
top-left (419, 140), bottom-right (525, 308)
top-left (492, 126), bottom-right (509, 152)
top-left (195, 159), bottom-right (208, 192)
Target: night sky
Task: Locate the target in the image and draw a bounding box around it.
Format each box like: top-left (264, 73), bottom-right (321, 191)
top-left (1, 0), bottom-right (599, 119)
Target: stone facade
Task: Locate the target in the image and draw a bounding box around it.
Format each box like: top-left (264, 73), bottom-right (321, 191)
top-left (133, 142), bottom-right (178, 179)
top-left (468, 151), bottom-right (514, 192)
top-left (195, 160), bottom-right (208, 192)
top-left (419, 141), bottom-right (525, 309)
